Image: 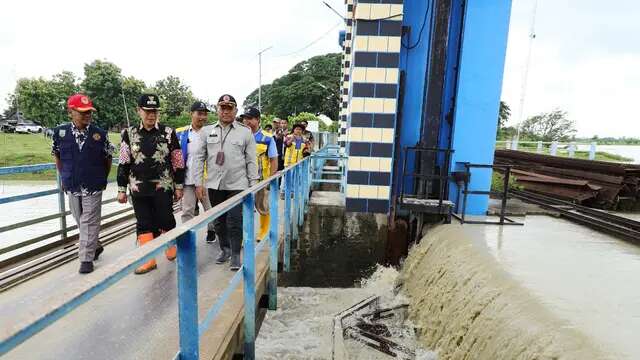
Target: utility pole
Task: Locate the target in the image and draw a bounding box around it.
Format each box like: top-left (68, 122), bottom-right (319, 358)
top-left (121, 89), bottom-right (131, 128)
top-left (257, 46), bottom-right (273, 111)
top-left (515, 0), bottom-right (539, 149)
top-left (120, 76), bottom-right (131, 128)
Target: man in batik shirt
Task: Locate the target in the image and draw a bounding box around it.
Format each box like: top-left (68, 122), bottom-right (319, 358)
top-left (117, 94), bottom-right (185, 274)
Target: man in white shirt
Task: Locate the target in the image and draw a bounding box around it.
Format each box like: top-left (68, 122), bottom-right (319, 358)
top-left (178, 101), bottom-right (216, 243)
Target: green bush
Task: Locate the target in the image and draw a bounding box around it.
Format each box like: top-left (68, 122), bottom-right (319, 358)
top-left (491, 171), bottom-right (522, 193)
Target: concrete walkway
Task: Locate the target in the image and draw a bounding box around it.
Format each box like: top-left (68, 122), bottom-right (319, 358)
top-left (1, 201), bottom-right (286, 360)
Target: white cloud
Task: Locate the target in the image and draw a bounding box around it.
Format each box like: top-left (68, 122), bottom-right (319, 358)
top-left (502, 0), bottom-right (640, 137)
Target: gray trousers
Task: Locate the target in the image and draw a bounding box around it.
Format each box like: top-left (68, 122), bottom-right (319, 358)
top-left (68, 192), bottom-right (103, 262)
top-left (181, 185), bottom-right (215, 232)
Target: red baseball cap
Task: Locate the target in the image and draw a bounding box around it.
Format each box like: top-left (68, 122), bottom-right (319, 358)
top-left (67, 93), bottom-right (96, 112)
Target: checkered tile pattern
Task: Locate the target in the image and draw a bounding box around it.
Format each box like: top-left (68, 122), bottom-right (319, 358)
top-left (341, 0), bottom-right (403, 213)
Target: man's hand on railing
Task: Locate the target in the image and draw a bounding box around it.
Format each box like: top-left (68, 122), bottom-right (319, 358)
top-left (195, 186), bottom-right (205, 201)
top-left (117, 192), bottom-right (128, 204)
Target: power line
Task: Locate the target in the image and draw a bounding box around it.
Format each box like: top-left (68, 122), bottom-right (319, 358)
top-left (273, 22), bottom-right (343, 58)
top-left (322, 1), bottom-right (345, 23)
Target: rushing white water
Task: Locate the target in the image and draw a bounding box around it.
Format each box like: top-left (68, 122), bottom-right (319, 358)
top-left (256, 266), bottom-right (437, 359)
top-left (398, 222), bottom-right (635, 360)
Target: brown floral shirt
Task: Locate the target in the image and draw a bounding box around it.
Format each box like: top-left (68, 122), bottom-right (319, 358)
top-left (117, 123), bottom-right (185, 196)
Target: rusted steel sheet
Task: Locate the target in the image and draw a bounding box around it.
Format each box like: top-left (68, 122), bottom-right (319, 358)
top-left (495, 149), bottom-right (640, 175)
top-left (516, 181), bottom-right (598, 202)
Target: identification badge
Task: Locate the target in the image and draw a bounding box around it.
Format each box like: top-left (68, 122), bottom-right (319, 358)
top-left (215, 151), bottom-right (225, 166)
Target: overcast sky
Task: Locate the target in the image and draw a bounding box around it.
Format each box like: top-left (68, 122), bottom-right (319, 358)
top-left (1, 0), bottom-right (638, 137)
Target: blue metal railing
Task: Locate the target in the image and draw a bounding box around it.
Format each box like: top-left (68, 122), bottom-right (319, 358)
top-left (0, 160), bottom-right (122, 250)
top-left (309, 144), bottom-right (347, 193)
top-left (0, 156), bottom-right (313, 360)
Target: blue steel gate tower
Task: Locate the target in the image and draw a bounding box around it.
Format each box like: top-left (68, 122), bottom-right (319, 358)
top-left (339, 0), bottom-right (513, 243)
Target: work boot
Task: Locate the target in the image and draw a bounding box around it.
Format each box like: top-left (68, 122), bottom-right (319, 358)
top-left (162, 230), bottom-right (176, 261)
top-left (134, 233), bottom-right (157, 275)
top-left (165, 246), bottom-right (177, 261)
top-left (93, 244), bottom-right (104, 261)
top-left (229, 254), bottom-right (241, 271)
top-left (216, 247), bottom-right (231, 264)
top-left (79, 261), bottom-right (94, 274)
top-left (206, 231), bottom-right (217, 244)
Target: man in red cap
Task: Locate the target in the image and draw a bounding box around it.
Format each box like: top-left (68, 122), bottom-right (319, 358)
top-left (51, 93), bottom-right (114, 274)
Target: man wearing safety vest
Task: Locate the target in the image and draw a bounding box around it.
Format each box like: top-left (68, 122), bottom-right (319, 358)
top-left (284, 123), bottom-right (308, 167)
top-left (241, 107), bottom-right (278, 241)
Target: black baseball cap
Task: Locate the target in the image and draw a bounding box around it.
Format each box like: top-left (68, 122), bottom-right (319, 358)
top-left (138, 94), bottom-right (160, 110)
top-left (217, 94), bottom-right (237, 107)
top-left (190, 101), bottom-right (210, 112)
top-left (241, 107), bottom-right (261, 119)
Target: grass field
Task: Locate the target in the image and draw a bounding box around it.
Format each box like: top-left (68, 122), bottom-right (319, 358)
top-left (0, 133), bottom-right (120, 181)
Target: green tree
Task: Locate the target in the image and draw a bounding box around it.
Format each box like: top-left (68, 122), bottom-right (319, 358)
top-left (287, 112), bottom-right (339, 132)
top-left (496, 101), bottom-right (512, 140)
top-left (243, 53), bottom-right (341, 120)
top-left (498, 101), bottom-right (510, 128)
top-left (162, 112), bottom-right (219, 129)
top-left (81, 60), bottom-right (129, 129)
top-left (519, 109), bottom-right (576, 141)
top-left (12, 71), bottom-right (80, 127)
top-left (153, 75), bottom-right (195, 119)
top-left (3, 93), bottom-right (18, 119)
top-left (120, 76), bottom-right (146, 128)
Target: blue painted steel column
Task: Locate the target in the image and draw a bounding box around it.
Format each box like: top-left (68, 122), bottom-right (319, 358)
top-left (177, 230), bottom-right (199, 360)
top-left (291, 167), bottom-right (299, 244)
top-left (284, 171), bottom-right (292, 271)
top-left (296, 164), bottom-right (304, 227)
top-left (242, 194), bottom-right (256, 359)
top-left (448, 0), bottom-right (513, 215)
top-left (303, 160), bottom-right (310, 211)
top-left (55, 173), bottom-right (68, 240)
top-left (268, 179), bottom-right (279, 310)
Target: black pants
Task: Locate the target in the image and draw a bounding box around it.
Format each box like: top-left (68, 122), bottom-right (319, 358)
top-left (132, 192), bottom-right (176, 237)
top-left (208, 189), bottom-right (243, 255)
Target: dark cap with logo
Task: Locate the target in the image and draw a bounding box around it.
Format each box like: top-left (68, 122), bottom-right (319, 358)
top-left (190, 101), bottom-right (210, 112)
top-left (217, 94), bottom-right (237, 107)
top-left (138, 94), bottom-right (160, 110)
top-left (241, 107), bottom-right (261, 119)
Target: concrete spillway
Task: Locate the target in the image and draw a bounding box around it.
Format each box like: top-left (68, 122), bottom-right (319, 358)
top-left (398, 219), bottom-right (639, 360)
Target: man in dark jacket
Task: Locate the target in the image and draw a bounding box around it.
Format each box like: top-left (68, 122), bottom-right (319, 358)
top-left (51, 93), bottom-right (113, 274)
